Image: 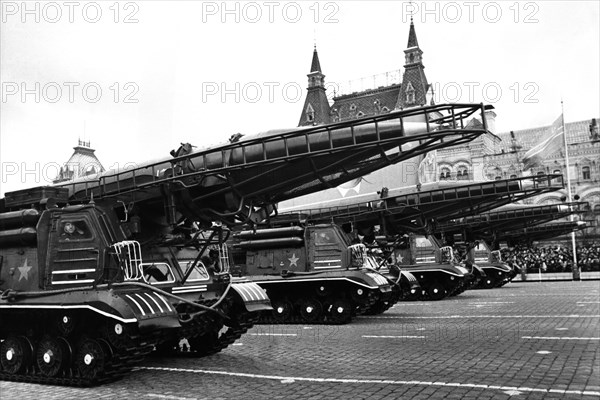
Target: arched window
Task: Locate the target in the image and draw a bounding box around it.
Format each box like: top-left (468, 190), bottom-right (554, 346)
top-left (582, 166), bottom-right (591, 180)
top-left (457, 166), bottom-right (469, 180)
top-left (510, 174), bottom-right (517, 179)
top-left (440, 167), bottom-right (451, 181)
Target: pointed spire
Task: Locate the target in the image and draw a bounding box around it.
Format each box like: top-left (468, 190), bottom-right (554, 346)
top-left (407, 18), bottom-right (419, 48)
top-left (298, 46), bottom-right (330, 126)
top-left (310, 46), bottom-right (322, 73)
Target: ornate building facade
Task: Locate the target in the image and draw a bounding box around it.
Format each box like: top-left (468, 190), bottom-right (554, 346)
top-left (286, 20), bottom-right (600, 242)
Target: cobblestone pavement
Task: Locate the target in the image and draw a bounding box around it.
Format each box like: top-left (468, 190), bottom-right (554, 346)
top-left (1, 281), bottom-right (598, 399)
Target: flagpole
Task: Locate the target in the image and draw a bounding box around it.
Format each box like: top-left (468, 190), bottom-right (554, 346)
top-left (561, 100), bottom-right (579, 281)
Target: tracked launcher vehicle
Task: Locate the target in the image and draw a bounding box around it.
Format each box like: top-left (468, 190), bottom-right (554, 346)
top-left (280, 175), bottom-right (567, 300)
top-left (467, 242), bottom-right (513, 288)
top-left (229, 223), bottom-right (396, 324)
top-left (49, 104), bottom-right (492, 338)
top-left (436, 201), bottom-right (588, 288)
top-left (392, 234), bottom-right (472, 300)
top-left (0, 188), bottom-right (181, 385)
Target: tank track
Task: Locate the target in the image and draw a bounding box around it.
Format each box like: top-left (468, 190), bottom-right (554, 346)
top-left (361, 285), bottom-right (402, 315)
top-left (415, 278), bottom-right (465, 301)
top-left (257, 296), bottom-right (374, 325)
top-left (361, 299), bottom-right (393, 315)
top-left (0, 331), bottom-right (163, 386)
top-left (154, 304), bottom-right (260, 357)
top-left (192, 310), bottom-right (260, 356)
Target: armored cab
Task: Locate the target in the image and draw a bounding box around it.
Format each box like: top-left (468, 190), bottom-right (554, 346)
top-left (229, 223), bottom-right (395, 324)
top-left (0, 187), bottom-right (181, 386)
top-left (391, 233), bottom-right (472, 300)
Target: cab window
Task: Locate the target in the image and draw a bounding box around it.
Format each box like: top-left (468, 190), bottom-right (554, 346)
top-left (142, 262), bottom-right (175, 284)
top-left (179, 261), bottom-right (210, 282)
top-left (314, 229), bottom-right (337, 245)
top-left (59, 220), bottom-right (92, 241)
top-left (415, 236), bottom-right (433, 248)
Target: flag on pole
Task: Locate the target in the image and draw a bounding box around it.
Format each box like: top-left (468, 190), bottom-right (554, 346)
top-left (522, 114), bottom-right (565, 170)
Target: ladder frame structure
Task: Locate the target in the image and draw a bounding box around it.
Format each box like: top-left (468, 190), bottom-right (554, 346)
top-left (275, 175), bottom-right (566, 234)
top-left (496, 220), bottom-right (593, 242)
top-left (55, 104), bottom-right (489, 225)
top-left (435, 201), bottom-right (589, 241)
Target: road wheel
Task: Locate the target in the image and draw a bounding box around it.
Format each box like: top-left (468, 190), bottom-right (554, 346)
top-left (483, 277), bottom-right (496, 289)
top-left (299, 297), bottom-right (323, 323)
top-left (329, 298), bottom-right (353, 324)
top-left (350, 287), bottom-right (369, 304)
top-left (428, 281), bottom-right (447, 300)
top-left (271, 299), bottom-right (293, 323)
top-left (75, 338), bottom-right (107, 381)
top-left (1, 336), bottom-right (32, 374)
top-left (37, 336), bottom-right (70, 377)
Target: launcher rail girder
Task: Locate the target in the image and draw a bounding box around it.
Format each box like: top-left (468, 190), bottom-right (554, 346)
top-left (277, 175), bottom-right (565, 234)
top-left (55, 104), bottom-right (488, 222)
top-left (497, 220), bottom-right (593, 242)
top-left (436, 201), bottom-right (589, 238)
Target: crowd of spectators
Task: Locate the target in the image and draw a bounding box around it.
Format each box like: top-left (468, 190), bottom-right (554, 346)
top-left (500, 244), bottom-right (600, 273)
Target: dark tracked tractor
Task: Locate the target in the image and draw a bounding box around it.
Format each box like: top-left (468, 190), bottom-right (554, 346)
top-left (468, 242), bottom-right (513, 288)
top-left (229, 223), bottom-right (396, 324)
top-left (0, 188), bottom-right (182, 386)
top-left (436, 202), bottom-right (589, 288)
top-left (389, 233), bottom-right (472, 300)
top-left (280, 175), bottom-right (566, 300)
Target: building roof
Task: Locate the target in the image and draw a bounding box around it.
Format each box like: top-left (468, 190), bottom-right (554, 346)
top-left (53, 140), bottom-right (105, 184)
top-left (397, 66), bottom-right (429, 109)
top-left (331, 85), bottom-right (401, 121)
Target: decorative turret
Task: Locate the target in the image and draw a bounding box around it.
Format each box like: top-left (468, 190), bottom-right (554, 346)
top-left (298, 46), bottom-right (331, 127)
top-left (396, 18), bottom-right (431, 109)
top-left (53, 139), bottom-right (105, 184)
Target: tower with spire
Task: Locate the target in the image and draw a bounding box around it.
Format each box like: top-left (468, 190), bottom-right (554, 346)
top-left (396, 17), bottom-right (431, 109)
top-left (297, 18), bottom-right (432, 127)
top-left (298, 46), bottom-right (331, 127)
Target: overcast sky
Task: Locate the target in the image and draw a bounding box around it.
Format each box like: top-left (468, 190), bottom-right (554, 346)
top-left (1, 0), bottom-right (599, 196)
